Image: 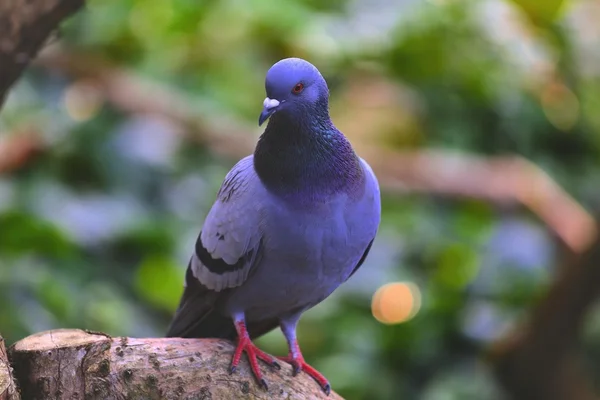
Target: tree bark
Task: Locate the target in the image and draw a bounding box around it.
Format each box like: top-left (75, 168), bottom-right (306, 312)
top-left (8, 329), bottom-right (341, 400)
top-left (0, 335), bottom-right (19, 400)
top-left (0, 0), bottom-right (85, 107)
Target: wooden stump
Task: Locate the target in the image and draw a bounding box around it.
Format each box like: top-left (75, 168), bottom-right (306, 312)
top-left (0, 335), bottom-right (19, 400)
top-left (9, 329), bottom-right (342, 400)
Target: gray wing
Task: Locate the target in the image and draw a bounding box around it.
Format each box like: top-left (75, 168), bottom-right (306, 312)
top-left (346, 158), bottom-right (381, 281)
top-left (347, 239), bottom-right (374, 280)
top-left (167, 156), bottom-right (267, 338)
top-left (191, 155), bottom-right (265, 292)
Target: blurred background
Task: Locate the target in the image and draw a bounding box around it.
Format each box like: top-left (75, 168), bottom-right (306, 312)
top-left (1, 0), bottom-right (600, 399)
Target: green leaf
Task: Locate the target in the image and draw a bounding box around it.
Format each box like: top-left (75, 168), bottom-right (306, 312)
top-left (509, 0), bottom-right (569, 27)
top-left (135, 255), bottom-right (183, 311)
top-left (0, 211), bottom-right (75, 258)
top-left (434, 243), bottom-right (479, 289)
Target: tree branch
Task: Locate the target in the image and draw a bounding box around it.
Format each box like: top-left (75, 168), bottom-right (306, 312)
top-left (32, 48), bottom-right (598, 254)
top-left (358, 147), bottom-right (597, 254)
top-left (0, 0), bottom-right (84, 107)
top-left (8, 329), bottom-right (340, 400)
top-left (490, 226), bottom-right (600, 400)
top-left (0, 335), bottom-right (19, 400)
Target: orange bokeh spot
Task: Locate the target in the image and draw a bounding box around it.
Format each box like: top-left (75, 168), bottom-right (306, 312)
top-left (372, 282), bottom-right (421, 325)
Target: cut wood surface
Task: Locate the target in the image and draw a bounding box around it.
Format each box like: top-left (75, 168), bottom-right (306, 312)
top-left (9, 329), bottom-right (341, 400)
top-left (0, 336), bottom-right (19, 400)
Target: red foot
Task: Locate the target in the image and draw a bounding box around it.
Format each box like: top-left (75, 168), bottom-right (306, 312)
top-left (277, 354), bottom-right (331, 395)
top-left (230, 322), bottom-right (280, 390)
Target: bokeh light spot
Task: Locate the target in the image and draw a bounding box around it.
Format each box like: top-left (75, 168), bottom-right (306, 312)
top-left (63, 81), bottom-right (104, 122)
top-left (372, 282), bottom-right (421, 325)
top-left (540, 81), bottom-right (579, 131)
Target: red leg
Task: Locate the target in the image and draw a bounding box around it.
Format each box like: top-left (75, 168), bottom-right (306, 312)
top-left (277, 339), bottom-right (331, 395)
top-left (230, 320), bottom-right (280, 390)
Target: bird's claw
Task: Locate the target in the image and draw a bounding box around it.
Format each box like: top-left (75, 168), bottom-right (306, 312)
top-left (229, 335), bottom-right (277, 391)
top-left (277, 355), bottom-right (330, 395)
top-left (260, 378), bottom-right (269, 391)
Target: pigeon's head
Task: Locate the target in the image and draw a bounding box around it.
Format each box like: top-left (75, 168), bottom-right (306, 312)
top-left (259, 58), bottom-right (329, 126)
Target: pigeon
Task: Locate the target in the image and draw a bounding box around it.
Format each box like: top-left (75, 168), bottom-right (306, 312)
top-left (166, 57), bottom-right (381, 395)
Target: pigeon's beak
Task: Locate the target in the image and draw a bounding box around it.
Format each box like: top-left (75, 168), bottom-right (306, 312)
top-left (259, 97), bottom-right (280, 126)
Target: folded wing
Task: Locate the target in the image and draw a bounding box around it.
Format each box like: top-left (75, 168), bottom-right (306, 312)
top-left (166, 156), bottom-right (265, 338)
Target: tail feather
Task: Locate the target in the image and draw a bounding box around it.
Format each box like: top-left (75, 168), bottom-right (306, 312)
top-left (166, 261), bottom-right (279, 340)
top-left (166, 261), bottom-right (232, 339)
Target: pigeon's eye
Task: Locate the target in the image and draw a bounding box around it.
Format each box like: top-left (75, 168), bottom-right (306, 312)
top-left (292, 83), bottom-right (304, 94)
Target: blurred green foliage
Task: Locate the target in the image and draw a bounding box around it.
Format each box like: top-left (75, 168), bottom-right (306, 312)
top-left (1, 0), bottom-right (600, 399)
